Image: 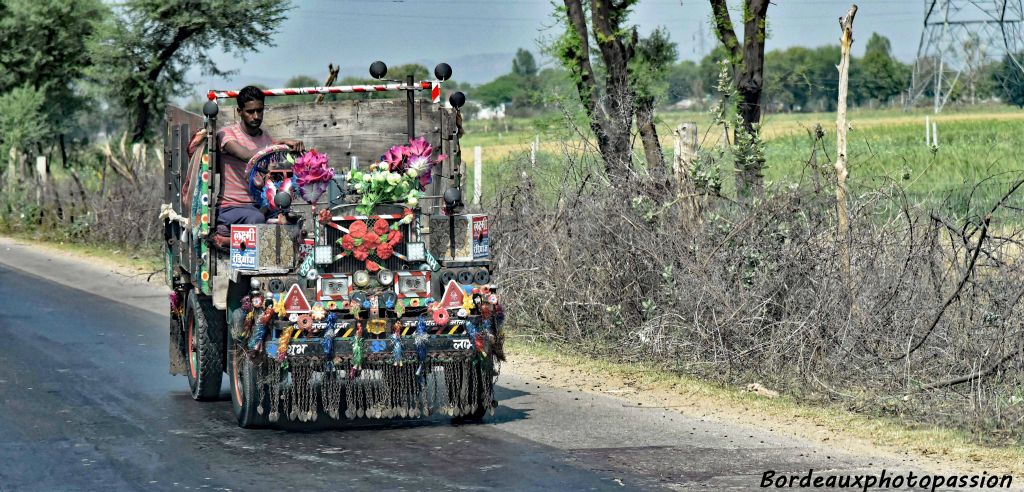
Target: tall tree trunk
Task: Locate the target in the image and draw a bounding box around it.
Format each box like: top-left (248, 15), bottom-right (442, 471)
top-left (709, 0), bottom-right (770, 198)
top-left (560, 0), bottom-right (636, 181)
top-left (636, 99), bottom-right (665, 178)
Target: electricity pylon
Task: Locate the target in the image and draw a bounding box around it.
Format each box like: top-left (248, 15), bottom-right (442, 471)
top-left (911, 0), bottom-right (1024, 112)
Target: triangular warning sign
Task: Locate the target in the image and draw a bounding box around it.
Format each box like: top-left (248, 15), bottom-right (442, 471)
top-left (283, 283), bottom-right (311, 313)
top-left (439, 279), bottom-right (466, 310)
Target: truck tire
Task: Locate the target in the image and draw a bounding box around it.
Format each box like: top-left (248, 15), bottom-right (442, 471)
top-left (229, 340), bottom-right (268, 428)
top-left (185, 292), bottom-right (225, 401)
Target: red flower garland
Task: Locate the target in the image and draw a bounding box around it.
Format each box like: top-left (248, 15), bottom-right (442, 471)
top-left (376, 242), bottom-right (394, 260)
top-left (349, 220), bottom-right (367, 238)
top-left (336, 217), bottom-right (406, 271)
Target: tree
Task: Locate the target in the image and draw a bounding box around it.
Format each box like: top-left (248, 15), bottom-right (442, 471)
top-left (631, 27), bottom-right (677, 175)
top-left (0, 86), bottom-right (50, 194)
top-left (89, 0), bottom-right (291, 142)
top-left (666, 60), bottom-right (703, 103)
top-left (764, 45), bottom-right (841, 112)
top-left (0, 0), bottom-right (106, 154)
top-left (851, 33), bottom-right (909, 106)
top-left (511, 48), bottom-right (542, 110)
top-left (474, 74), bottom-right (521, 108)
top-left (993, 52), bottom-right (1024, 107)
top-left (512, 48), bottom-right (539, 78)
top-left (554, 0), bottom-right (639, 180)
top-left (708, 0), bottom-right (771, 198)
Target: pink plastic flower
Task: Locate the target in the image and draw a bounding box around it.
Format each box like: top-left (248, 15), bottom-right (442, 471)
top-left (406, 137), bottom-right (432, 158)
top-left (293, 150), bottom-right (335, 187)
top-left (382, 146), bottom-right (407, 172)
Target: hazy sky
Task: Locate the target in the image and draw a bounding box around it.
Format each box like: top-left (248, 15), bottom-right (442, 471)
top-left (190, 0), bottom-right (926, 93)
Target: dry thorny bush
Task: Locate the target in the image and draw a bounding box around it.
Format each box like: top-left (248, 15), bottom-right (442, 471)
top-left (9, 135), bottom-right (165, 252)
top-left (490, 148), bottom-right (1024, 442)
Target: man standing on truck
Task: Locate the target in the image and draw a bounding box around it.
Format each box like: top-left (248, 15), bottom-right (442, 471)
top-left (214, 85), bottom-right (304, 247)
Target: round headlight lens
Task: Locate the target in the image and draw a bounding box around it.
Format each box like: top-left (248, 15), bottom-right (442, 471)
top-left (353, 270), bottom-right (370, 287)
top-left (378, 269), bottom-right (395, 286)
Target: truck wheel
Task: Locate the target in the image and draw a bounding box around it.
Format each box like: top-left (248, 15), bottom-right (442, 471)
top-left (230, 340), bottom-right (268, 428)
top-left (185, 292), bottom-right (225, 401)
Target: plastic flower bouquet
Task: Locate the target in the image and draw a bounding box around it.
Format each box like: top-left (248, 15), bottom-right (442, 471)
top-left (347, 137), bottom-right (444, 214)
top-left (293, 149), bottom-right (335, 204)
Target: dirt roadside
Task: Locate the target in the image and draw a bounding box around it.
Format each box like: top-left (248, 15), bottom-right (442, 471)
top-left (4, 235), bottom-right (1022, 482)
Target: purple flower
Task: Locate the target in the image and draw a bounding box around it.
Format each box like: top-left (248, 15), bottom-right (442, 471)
top-left (406, 137), bottom-right (432, 158)
top-left (293, 150), bottom-right (335, 187)
top-left (382, 145), bottom-right (407, 172)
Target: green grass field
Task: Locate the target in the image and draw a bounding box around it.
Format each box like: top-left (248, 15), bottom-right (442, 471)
top-left (460, 105), bottom-right (1024, 216)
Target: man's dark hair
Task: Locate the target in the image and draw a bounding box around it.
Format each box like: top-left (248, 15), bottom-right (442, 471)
top-left (237, 85), bottom-right (265, 108)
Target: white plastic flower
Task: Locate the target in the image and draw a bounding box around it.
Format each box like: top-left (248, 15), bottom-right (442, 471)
top-left (362, 174), bottom-right (372, 182)
top-left (386, 172), bottom-right (402, 185)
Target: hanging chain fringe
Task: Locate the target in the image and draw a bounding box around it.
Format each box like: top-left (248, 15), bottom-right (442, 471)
top-left (250, 354), bottom-right (496, 422)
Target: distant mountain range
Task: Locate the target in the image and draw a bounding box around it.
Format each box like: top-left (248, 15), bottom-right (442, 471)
top-left (185, 52), bottom-right (519, 102)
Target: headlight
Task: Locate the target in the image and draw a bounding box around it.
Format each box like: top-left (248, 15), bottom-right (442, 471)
top-left (397, 272), bottom-right (430, 297)
top-left (378, 269), bottom-right (395, 286)
top-left (319, 275), bottom-right (350, 299)
top-left (314, 245), bottom-right (334, 265)
top-left (249, 277), bottom-right (262, 290)
top-left (406, 242), bottom-right (426, 261)
top-left (353, 270), bottom-right (370, 287)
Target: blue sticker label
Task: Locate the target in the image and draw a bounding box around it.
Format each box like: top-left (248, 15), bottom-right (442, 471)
top-left (472, 216), bottom-right (489, 259)
top-left (370, 340), bottom-right (388, 353)
top-left (230, 225), bottom-right (259, 269)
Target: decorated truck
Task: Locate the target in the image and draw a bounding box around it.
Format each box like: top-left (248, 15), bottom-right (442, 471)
top-left (161, 62), bottom-right (504, 428)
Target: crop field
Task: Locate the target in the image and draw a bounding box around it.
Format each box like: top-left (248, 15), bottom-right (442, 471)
top-left (461, 106), bottom-right (1024, 216)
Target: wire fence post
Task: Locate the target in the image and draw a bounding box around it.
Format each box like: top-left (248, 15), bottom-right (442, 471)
top-left (530, 135), bottom-right (538, 167)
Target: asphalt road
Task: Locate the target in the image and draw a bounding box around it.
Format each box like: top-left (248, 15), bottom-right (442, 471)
top-left (0, 240), bottom-right (916, 491)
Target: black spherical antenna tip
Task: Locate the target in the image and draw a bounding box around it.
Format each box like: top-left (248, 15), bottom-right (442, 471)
top-left (369, 61), bottom-right (388, 80)
top-left (443, 187), bottom-right (462, 207)
top-left (449, 91), bottom-right (466, 109)
top-left (434, 63), bottom-right (453, 81)
top-left (274, 191), bottom-right (292, 210)
top-left (202, 101), bottom-right (219, 117)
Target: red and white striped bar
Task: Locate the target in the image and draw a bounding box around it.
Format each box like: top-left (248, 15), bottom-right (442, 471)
top-left (208, 81), bottom-right (441, 103)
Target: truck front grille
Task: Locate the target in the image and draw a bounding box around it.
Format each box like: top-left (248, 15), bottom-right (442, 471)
top-left (322, 219), bottom-right (409, 273)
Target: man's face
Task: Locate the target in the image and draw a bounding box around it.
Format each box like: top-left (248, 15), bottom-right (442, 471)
top-left (238, 100), bottom-right (264, 131)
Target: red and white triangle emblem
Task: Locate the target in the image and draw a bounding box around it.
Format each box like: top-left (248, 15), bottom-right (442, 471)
top-left (439, 279), bottom-right (466, 310)
top-left (283, 283), bottom-right (311, 313)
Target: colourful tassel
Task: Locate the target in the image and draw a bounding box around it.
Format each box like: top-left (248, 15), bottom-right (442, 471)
top-left (467, 321), bottom-right (486, 356)
top-left (321, 313), bottom-right (337, 356)
top-left (350, 322), bottom-right (364, 379)
top-left (414, 317), bottom-right (428, 380)
top-left (276, 326), bottom-right (295, 362)
top-left (391, 322), bottom-right (403, 366)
